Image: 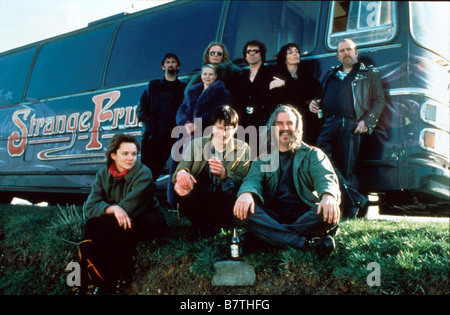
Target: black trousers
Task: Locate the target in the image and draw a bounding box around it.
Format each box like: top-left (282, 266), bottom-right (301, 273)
top-left (81, 211), bottom-right (166, 286)
top-left (141, 138), bottom-right (173, 181)
top-left (316, 117), bottom-right (368, 213)
top-left (176, 187), bottom-right (235, 230)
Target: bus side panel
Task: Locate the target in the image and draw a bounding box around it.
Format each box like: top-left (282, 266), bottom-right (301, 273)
top-left (0, 86), bottom-right (145, 196)
top-left (0, 0), bottom-right (228, 203)
top-left (356, 36), bottom-right (449, 203)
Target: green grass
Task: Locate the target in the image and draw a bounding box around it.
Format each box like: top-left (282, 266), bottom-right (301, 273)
top-left (0, 203), bottom-right (448, 295)
top-left (0, 204), bottom-right (80, 294)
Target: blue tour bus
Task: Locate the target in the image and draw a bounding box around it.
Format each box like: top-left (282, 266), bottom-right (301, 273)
top-left (0, 1), bottom-right (448, 216)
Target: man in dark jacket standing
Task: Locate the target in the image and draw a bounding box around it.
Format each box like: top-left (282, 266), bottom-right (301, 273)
top-left (137, 53), bottom-right (186, 180)
top-left (309, 39), bottom-right (385, 218)
top-left (239, 40), bottom-right (273, 128)
top-left (234, 105), bottom-right (340, 256)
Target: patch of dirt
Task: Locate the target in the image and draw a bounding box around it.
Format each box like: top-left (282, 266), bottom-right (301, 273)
top-left (122, 255), bottom-right (350, 295)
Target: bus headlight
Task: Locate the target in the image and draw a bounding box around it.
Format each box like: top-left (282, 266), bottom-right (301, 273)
top-left (420, 100), bottom-right (449, 130)
top-left (419, 128), bottom-right (449, 158)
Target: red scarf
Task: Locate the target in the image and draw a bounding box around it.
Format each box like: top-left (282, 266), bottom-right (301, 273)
top-left (109, 163), bottom-right (130, 178)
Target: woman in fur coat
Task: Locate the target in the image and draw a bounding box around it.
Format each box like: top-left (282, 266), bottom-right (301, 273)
top-left (168, 64), bottom-right (232, 208)
top-left (176, 64), bottom-right (232, 135)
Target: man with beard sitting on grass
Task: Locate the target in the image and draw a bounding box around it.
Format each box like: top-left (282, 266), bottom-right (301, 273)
top-left (233, 105), bottom-right (341, 256)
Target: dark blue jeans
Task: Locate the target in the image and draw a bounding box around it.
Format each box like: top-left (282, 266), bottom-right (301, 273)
top-left (242, 205), bottom-right (337, 249)
top-left (316, 117), bottom-right (367, 211)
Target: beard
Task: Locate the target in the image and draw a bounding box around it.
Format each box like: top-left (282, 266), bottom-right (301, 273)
top-left (277, 129), bottom-right (302, 152)
top-left (167, 67), bottom-right (178, 75)
top-left (279, 130), bottom-right (293, 138)
top-left (341, 56), bottom-right (357, 67)
top-left (278, 130), bottom-right (293, 147)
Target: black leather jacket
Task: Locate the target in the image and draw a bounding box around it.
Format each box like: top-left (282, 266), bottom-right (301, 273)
top-left (321, 62), bottom-right (385, 134)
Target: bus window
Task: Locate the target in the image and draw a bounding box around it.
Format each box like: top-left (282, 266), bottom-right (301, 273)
top-left (328, 1), bottom-right (396, 49)
top-left (410, 2), bottom-right (449, 60)
top-left (0, 47), bottom-right (36, 106)
top-left (26, 25), bottom-right (115, 100)
top-left (222, 1), bottom-right (320, 62)
top-left (105, 1), bottom-right (224, 87)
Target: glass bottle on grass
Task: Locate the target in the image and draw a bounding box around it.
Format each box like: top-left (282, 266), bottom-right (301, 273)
top-left (230, 227), bottom-right (241, 261)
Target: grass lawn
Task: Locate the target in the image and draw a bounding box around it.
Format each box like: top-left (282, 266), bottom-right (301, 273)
top-left (0, 203), bottom-right (448, 295)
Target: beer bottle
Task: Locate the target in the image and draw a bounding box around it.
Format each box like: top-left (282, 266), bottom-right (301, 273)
top-left (318, 109), bottom-right (323, 119)
top-left (315, 99), bottom-right (323, 119)
top-left (230, 227), bottom-right (241, 260)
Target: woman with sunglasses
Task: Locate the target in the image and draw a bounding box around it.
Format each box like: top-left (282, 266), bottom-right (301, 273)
top-left (268, 43), bottom-right (321, 144)
top-left (185, 42), bottom-right (244, 107)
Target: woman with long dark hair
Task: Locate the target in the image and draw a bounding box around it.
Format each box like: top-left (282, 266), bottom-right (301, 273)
top-left (269, 43), bottom-right (320, 144)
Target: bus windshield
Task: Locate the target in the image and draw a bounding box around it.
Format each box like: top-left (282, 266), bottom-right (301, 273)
top-left (410, 2), bottom-right (450, 59)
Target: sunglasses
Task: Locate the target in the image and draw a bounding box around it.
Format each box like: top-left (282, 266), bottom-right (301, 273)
top-left (246, 49), bottom-right (260, 55)
top-left (209, 50), bottom-right (223, 57)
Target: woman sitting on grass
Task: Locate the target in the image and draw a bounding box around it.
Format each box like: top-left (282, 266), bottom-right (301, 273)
top-left (79, 133), bottom-right (167, 294)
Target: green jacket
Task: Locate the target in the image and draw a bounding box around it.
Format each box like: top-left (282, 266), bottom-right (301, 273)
top-left (173, 136), bottom-right (251, 186)
top-left (86, 161), bottom-right (160, 219)
top-left (237, 143), bottom-right (341, 207)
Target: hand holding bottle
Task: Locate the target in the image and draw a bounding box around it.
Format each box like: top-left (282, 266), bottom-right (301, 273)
top-left (309, 99), bottom-right (321, 114)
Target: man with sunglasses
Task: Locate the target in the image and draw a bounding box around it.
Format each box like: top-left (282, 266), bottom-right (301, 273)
top-left (240, 40), bottom-right (273, 128)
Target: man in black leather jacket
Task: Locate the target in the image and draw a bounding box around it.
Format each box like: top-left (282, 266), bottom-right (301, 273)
top-left (309, 39), bottom-right (385, 218)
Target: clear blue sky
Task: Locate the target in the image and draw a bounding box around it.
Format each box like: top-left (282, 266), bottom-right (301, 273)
top-left (0, 0), bottom-right (172, 53)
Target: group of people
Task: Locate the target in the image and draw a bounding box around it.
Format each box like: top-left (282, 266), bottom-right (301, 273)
top-left (77, 38), bottom-right (385, 292)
